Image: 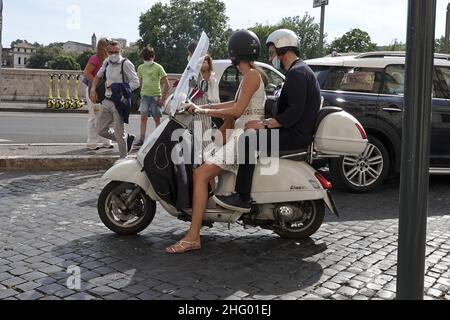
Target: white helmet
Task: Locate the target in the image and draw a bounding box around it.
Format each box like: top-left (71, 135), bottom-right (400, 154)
top-left (266, 29), bottom-right (299, 49)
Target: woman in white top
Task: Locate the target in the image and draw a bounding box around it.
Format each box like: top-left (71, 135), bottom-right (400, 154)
top-left (166, 30), bottom-right (268, 254)
top-left (189, 54), bottom-right (220, 164)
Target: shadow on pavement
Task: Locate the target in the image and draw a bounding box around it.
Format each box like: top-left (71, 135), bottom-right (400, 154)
top-left (43, 233), bottom-right (327, 300)
top-left (327, 175), bottom-right (450, 222)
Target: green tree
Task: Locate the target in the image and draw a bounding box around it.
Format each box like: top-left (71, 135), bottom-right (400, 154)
top-left (250, 23), bottom-right (277, 63)
top-left (191, 0), bottom-right (229, 59)
top-left (279, 15), bottom-right (323, 59)
top-left (47, 42), bottom-right (64, 49)
top-left (27, 46), bottom-right (63, 69)
top-left (250, 13), bottom-right (323, 61)
top-left (435, 36), bottom-right (446, 53)
top-left (77, 49), bottom-right (95, 70)
top-left (139, 0), bottom-right (229, 73)
top-left (10, 39), bottom-right (30, 47)
top-left (328, 28), bottom-right (377, 54)
top-left (123, 46), bottom-right (143, 69)
top-left (49, 54), bottom-right (81, 70)
top-left (385, 39), bottom-right (406, 51)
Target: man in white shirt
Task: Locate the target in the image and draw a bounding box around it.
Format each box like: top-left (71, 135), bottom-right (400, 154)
top-left (90, 40), bottom-right (140, 158)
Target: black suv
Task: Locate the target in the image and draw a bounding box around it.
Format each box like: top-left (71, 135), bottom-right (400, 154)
top-left (305, 51), bottom-right (450, 192)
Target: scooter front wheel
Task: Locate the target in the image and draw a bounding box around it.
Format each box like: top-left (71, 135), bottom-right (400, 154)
top-left (98, 181), bottom-right (156, 235)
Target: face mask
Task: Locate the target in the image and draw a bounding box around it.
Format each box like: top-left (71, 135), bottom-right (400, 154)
top-left (187, 55), bottom-right (191, 62)
top-left (272, 56), bottom-right (281, 70)
top-left (109, 54), bottom-right (121, 63)
top-left (144, 60), bottom-right (154, 65)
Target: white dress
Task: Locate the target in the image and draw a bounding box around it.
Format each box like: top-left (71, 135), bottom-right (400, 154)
top-left (205, 77), bottom-right (267, 173)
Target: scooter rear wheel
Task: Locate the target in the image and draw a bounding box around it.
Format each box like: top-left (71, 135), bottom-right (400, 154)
top-left (273, 200), bottom-right (325, 239)
top-left (98, 181), bottom-right (156, 235)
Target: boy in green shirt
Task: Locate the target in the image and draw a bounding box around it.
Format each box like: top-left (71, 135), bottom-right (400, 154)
top-left (135, 47), bottom-right (170, 147)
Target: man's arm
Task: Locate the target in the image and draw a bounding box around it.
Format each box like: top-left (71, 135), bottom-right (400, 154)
top-left (245, 71), bottom-right (307, 131)
top-left (90, 60), bottom-right (108, 103)
top-left (274, 71), bottom-right (307, 128)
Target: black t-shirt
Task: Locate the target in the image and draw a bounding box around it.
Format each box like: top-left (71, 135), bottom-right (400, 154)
top-left (274, 59), bottom-right (321, 151)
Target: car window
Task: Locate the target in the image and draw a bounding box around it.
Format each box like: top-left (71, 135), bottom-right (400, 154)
top-left (221, 66), bottom-right (239, 83)
top-left (339, 67), bottom-right (383, 93)
top-left (434, 66), bottom-right (450, 99)
top-left (262, 67), bottom-right (284, 90)
top-left (310, 66), bottom-right (383, 94)
top-left (383, 65), bottom-right (405, 95)
top-left (309, 65), bottom-right (346, 89)
top-left (219, 66), bottom-right (240, 102)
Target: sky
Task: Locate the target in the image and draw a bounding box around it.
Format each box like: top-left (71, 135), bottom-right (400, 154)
top-left (1, 0), bottom-right (450, 48)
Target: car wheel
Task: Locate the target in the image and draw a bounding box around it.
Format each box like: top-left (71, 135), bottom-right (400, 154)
top-left (329, 135), bottom-right (390, 193)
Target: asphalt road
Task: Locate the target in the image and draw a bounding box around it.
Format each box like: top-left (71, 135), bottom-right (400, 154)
top-left (0, 112), bottom-right (157, 144)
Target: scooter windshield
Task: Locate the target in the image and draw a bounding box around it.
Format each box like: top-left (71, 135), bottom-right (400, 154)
top-left (137, 32), bottom-right (210, 167)
top-left (165, 31), bottom-right (210, 116)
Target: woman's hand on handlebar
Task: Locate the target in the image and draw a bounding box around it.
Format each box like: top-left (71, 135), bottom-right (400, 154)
top-left (181, 101), bottom-right (204, 115)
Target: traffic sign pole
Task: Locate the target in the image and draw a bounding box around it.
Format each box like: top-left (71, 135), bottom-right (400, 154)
top-left (397, 0), bottom-right (436, 300)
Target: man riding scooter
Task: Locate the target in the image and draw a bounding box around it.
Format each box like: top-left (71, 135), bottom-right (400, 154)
top-left (214, 29), bottom-right (322, 212)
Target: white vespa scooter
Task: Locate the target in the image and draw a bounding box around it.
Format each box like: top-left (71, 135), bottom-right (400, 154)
top-left (97, 32), bottom-right (368, 240)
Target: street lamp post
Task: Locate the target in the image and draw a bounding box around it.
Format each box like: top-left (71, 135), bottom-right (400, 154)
top-left (445, 3), bottom-right (450, 53)
top-left (313, 0), bottom-right (329, 57)
top-left (397, 0), bottom-right (436, 300)
top-left (0, 0), bottom-right (3, 105)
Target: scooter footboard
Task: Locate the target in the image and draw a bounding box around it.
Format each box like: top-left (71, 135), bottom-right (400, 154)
top-left (103, 159), bottom-right (158, 200)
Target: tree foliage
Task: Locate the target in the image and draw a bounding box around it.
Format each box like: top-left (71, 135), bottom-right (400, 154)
top-left (27, 46), bottom-right (63, 69)
top-left (123, 46), bottom-right (143, 70)
top-left (27, 44), bottom-right (84, 70)
top-left (435, 36), bottom-right (446, 53)
top-left (139, 0), bottom-right (229, 73)
top-left (49, 55), bottom-right (81, 71)
top-left (250, 13), bottom-right (323, 62)
top-left (10, 39), bottom-right (30, 47)
top-left (77, 50), bottom-right (96, 70)
top-left (328, 28), bottom-right (377, 54)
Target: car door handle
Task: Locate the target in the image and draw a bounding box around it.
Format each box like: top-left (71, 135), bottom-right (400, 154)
top-left (382, 106), bottom-right (403, 113)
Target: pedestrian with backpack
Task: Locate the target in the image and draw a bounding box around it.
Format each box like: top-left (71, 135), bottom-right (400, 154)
top-left (90, 40), bottom-right (140, 158)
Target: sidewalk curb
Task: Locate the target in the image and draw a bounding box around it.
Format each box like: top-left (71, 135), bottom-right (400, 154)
top-left (0, 108), bottom-right (88, 114)
top-left (0, 156), bottom-right (119, 171)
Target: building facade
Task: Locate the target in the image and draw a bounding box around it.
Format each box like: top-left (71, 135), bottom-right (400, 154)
top-left (62, 41), bottom-right (93, 55)
top-left (12, 42), bottom-right (36, 68)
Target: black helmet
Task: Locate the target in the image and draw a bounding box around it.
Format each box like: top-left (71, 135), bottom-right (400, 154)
top-left (228, 30), bottom-right (261, 65)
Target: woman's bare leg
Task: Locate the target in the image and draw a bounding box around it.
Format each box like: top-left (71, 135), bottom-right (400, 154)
top-left (166, 163), bottom-right (222, 253)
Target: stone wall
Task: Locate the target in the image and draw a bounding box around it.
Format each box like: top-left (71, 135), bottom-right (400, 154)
top-left (0, 68), bottom-right (181, 102)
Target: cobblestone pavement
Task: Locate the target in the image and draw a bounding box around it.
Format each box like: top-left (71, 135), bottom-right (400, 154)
top-left (0, 171), bottom-right (449, 300)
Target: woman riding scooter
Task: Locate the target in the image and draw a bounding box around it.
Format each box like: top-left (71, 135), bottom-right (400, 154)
top-left (165, 30), bottom-right (269, 254)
